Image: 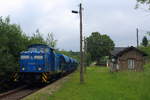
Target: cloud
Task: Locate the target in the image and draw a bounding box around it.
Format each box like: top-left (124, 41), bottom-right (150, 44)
top-left (0, 0), bottom-right (149, 51)
top-left (0, 0), bottom-right (24, 15)
top-left (84, 0), bottom-right (150, 47)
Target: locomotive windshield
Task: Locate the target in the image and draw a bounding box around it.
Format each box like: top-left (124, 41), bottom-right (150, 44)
top-left (28, 47), bottom-right (49, 53)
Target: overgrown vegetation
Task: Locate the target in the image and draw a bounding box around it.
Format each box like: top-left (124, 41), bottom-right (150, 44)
top-left (24, 64), bottom-right (150, 100)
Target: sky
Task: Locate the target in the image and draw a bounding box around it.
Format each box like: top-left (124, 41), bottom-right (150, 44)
top-left (0, 0), bottom-right (150, 51)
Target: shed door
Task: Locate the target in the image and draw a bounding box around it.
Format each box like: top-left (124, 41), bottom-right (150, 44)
top-left (128, 59), bottom-right (135, 69)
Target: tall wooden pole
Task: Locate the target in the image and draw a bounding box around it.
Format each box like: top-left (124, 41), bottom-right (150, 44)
top-left (137, 28), bottom-right (139, 48)
top-left (79, 3), bottom-right (84, 83)
top-left (83, 36), bottom-right (87, 73)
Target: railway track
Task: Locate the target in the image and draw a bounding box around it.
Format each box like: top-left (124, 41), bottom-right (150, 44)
top-left (0, 71), bottom-right (75, 100)
top-left (0, 85), bottom-right (41, 100)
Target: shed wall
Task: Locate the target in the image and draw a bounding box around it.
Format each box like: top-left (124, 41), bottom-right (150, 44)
top-left (117, 50), bottom-right (144, 71)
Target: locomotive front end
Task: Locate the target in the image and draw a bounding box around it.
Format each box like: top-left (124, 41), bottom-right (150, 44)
top-left (19, 44), bottom-right (52, 83)
top-left (20, 51), bottom-right (45, 72)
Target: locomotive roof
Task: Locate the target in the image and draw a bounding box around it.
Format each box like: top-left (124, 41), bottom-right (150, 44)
top-left (28, 44), bottom-right (54, 50)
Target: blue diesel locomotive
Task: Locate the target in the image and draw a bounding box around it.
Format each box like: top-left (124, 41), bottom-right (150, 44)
top-left (18, 44), bottom-right (78, 83)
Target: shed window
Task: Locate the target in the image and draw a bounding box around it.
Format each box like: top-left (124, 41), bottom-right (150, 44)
top-left (128, 59), bottom-right (135, 69)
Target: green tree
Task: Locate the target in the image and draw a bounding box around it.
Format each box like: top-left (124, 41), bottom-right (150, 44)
top-left (29, 29), bottom-right (46, 45)
top-left (142, 36), bottom-right (148, 47)
top-left (86, 32), bottom-right (114, 64)
top-left (137, 0), bottom-right (150, 4)
top-left (0, 16), bottom-right (32, 85)
top-left (46, 33), bottom-right (57, 48)
top-left (136, 0), bottom-right (150, 9)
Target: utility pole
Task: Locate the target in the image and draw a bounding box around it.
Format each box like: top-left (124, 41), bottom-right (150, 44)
top-left (72, 3), bottom-right (84, 83)
top-left (83, 36), bottom-right (87, 73)
top-left (136, 28), bottom-right (139, 48)
top-left (79, 3), bottom-right (84, 83)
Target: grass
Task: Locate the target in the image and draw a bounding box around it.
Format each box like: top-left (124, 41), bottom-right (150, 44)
top-left (24, 65), bottom-right (150, 100)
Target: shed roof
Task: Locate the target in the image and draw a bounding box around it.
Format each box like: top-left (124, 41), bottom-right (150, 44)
top-left (111, 46), bottom-right (147, 57)
top-left (111, 47), bottom-right (126, 57)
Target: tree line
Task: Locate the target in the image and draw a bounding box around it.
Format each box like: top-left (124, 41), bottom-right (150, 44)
top-left (0, 16), bottom-right (115, 89)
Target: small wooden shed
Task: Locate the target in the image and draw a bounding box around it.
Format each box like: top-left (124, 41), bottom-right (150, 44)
top-left (109, 46), bottom-right (147, 72)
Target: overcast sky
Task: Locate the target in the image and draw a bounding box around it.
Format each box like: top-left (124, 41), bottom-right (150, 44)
top-left (0, 0), bottom-right (149, 51)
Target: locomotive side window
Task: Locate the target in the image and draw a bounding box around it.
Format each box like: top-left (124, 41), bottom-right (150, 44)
top-left (28, 48), bottom-right (38, 52)
top-left (28, 47), bottom-right (50, 53)
top-left (39, 48), bottom-right (44, 52)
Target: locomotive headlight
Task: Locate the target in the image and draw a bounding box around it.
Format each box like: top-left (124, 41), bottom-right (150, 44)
top-left (22, 67), bottom-right (25, 70)
top-left (34, 56), bottom-right (43, 60)
top-left (38, 67), bottom-right (42, 71)
top-left (21, 55), bottom-right (29, 59)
